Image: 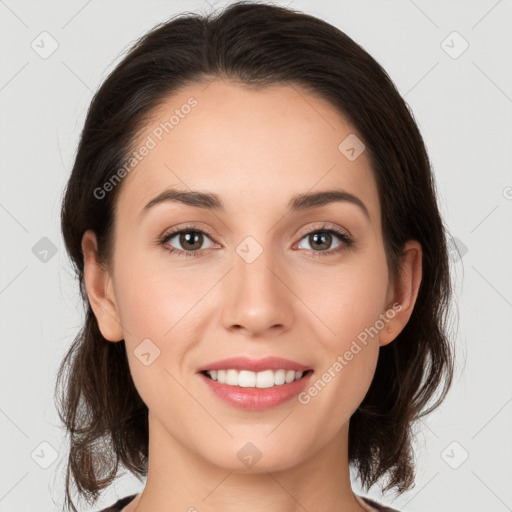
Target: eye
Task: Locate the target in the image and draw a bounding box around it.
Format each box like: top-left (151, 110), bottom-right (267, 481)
top-left (159, 226), bottom-right (216, 258)
top-left (158, 223), bottom-right (354, 259)
top-left (294, 223), bottom-right (354, 256)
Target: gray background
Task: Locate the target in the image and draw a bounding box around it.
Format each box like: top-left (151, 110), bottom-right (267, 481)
top-left (1, 0), bottom-right (511, 510)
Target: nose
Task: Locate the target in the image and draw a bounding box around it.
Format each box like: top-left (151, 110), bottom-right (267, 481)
top-left (220, 238), bottom-right (294, 337)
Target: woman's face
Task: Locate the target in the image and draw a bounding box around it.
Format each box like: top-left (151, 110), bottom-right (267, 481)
top-left (83, 79), bottom-right (420, 472)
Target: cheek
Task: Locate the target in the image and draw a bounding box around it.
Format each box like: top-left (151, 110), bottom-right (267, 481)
top-left (113, 250), bottom-right (203, 339)
top-left (296, 249), bottom-right (388, 410)
top-left (300, 258), bottom-right (389, 349)
top-left (300, 327), bottom-right (380, 427)
top-left (113, 260), bottom-right (198, 413)
top-left (113, 255), bottom-right (210, 388)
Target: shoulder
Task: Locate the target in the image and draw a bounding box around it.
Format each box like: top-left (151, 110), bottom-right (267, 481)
top-left (95, 493), bottom-right (138, 512)
top-left (358, 494), bottom-right (402, 512)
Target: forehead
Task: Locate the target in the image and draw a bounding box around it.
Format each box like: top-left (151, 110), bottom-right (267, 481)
top-left (115, 79), bottom-right (380, 226)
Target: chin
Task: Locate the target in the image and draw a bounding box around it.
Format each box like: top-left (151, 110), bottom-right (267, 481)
top-left (201, 436), bottom-right (311, 474)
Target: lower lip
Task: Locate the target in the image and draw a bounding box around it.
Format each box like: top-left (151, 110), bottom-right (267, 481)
top-left (199, 371), bottom-right (313, 410)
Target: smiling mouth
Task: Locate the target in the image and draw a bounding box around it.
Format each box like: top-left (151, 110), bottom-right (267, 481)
top-left (201, 369), bottom-right (313, 388)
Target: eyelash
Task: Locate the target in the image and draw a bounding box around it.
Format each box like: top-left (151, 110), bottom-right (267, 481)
top-left (158, 223), bottom-right (354, 259)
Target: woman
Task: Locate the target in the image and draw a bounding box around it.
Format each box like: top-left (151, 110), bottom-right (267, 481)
top-left (55, 2), bottom-right (455, 511)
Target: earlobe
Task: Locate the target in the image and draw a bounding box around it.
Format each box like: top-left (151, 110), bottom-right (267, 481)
top-left (81, 229), bottom-right (124, 342)
top-left (380, 240), bottom-right (423, 347)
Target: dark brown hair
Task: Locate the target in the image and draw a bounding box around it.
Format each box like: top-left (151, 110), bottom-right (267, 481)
top-left (55, 2), bottom-right (456, 510)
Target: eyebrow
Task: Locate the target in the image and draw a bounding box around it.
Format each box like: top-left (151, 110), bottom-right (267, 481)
top-left (140, 188), bottom-right (370, 221)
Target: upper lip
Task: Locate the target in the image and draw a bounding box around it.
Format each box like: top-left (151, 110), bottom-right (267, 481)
top-left (197, 356), bottom-right (312, 373)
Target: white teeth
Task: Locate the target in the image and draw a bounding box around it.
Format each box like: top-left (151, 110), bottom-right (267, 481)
top-left (205, 369), bottom-right (305, 388)
top-left (238, 370), bottom-right (256, 387)
top-left (274, 369), bottom-right (285, 385)
top-left (226, 369), bottom-right (238, 386)
top-left (256, 370), bottom-right (274, 388)
top-left (286, 370), bottom-right (296, 383)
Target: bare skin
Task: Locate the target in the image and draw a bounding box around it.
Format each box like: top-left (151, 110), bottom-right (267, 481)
top-left (82, 79), bottom-right (422, 512)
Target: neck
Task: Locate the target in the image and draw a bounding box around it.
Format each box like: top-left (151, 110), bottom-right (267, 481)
top-left (128, 413), bottom-right (367, 512)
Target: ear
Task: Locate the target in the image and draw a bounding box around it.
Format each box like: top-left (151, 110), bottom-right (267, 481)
top-left (379, 239), bottom-right (423, 347)
top-left (81, 229), bottom-right (124, 342)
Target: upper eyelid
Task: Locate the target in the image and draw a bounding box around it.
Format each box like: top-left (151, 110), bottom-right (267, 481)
top-left (297, 223), bottom-right (350, 238)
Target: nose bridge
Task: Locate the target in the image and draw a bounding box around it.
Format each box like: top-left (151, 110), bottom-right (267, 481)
top-left (234, 233), bottom-right (284, 301)
top-left (220, 233), bottom-right (292, 333)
